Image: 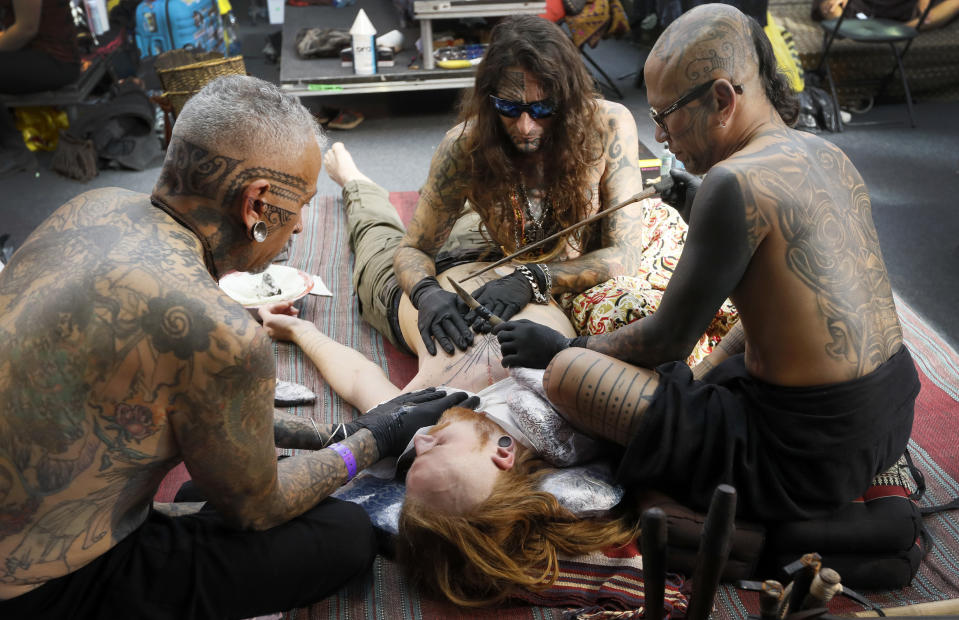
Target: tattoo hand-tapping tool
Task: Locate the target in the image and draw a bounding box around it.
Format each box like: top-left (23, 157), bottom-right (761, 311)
top-left (448, 278), bottom-right (504, 326)
top-left (447, 185), bottom-right (662, 330)
top-left (686, 484), bottom-right (738, 620)
top-left (460, 185), bottom-right (661, 283)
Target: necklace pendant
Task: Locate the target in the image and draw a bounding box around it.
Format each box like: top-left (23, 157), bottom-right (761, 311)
top-left (526, 220), bottom-right (544, 244)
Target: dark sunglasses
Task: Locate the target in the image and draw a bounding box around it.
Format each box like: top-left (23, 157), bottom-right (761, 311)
top-left (489, 95), bottom-right (557, 119)
top-left (648, 79), bottom-right (743, 133)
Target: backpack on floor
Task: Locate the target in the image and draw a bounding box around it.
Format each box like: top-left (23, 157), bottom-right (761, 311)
top-left (52, 79), bottom-right (161, 181)
top-left (134, 0), bottom-right (224, 58)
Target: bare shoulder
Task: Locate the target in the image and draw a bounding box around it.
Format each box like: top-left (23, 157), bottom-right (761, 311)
top-left (417, 122), bottom-right (472, 218)
top-left (720, 128), bottom-right (865, 201)
top-left (26, 187), bottom-right (144, 236)
top-left (437, 121), bottom-right (470, 154)
top-left (594, 99), bottom-right (636, 135)
top-left (594, 98), bottom-right (632, 119)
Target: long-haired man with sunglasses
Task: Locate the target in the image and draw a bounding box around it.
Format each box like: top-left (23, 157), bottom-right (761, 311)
top-left (492, 5), bottom-right (918, 521)
top-left (337, 15), bottom-right (651, 358)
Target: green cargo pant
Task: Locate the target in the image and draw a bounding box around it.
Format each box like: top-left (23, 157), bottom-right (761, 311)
top-left (342, 179), bottom-right (493, 351)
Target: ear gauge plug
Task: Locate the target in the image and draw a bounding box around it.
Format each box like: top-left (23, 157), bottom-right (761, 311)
top-left (250, 220), bottom-right (268, 242)
top-left (498, 436), bottom-right (512, 448)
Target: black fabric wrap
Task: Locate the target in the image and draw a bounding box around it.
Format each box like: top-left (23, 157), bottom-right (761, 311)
top-left (616, 346), bottom-right (919, 522)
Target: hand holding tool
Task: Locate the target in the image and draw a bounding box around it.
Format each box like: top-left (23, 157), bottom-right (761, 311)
top-left (449, 278), bottom-right (504, 327)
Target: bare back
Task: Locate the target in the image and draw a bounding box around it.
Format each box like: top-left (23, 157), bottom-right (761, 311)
top-left (724, 128), bottom-right (902, 384)
top-left (0, 188), bottom-right (268, 599)
top-left (398, 263), bottom-right (577, 393)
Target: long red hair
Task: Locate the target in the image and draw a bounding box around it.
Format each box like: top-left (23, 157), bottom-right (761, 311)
top-left (396, 446), bottom-right (640, 607)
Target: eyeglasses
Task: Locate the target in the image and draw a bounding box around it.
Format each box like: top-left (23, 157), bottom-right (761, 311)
top-left (648, 80), bottom-right (743, 134)
top-left (489, 95), bottom-right (557, 119)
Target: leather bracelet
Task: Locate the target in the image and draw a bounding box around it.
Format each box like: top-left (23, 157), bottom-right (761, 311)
top-left (517, 265), bottom-right (549, 304)
top-left (329, 442), bottom-right (358, 481)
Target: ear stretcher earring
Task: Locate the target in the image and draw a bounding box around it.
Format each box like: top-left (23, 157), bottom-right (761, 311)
top-left (498, 436), bottom-right (512, 448)
top-left (251, 220), bottom-right (268, 243)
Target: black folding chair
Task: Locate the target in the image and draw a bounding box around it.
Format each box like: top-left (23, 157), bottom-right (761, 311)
top-left (816, 0), bottom-right (936, 130)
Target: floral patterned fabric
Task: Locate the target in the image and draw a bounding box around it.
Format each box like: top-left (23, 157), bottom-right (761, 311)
top-left (565, 201), bottom-right (739, 367)
top-left (564, 0), bottom-right (630, 48)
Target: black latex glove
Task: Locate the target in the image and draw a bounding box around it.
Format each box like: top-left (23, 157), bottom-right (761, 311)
top-left (347, 388), bottom-right (480, 458)
top-left (410, 277), bottom-right (473, 356)
top-left (654, 168), bottom-right (701, 223)
top-left (465, 270), bottom-right (534, 333)
top-left (494, 319), bottom-right (573, 369)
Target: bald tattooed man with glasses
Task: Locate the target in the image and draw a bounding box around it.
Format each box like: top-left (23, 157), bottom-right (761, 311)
top-left (495, 5), bottom-right (919, 522)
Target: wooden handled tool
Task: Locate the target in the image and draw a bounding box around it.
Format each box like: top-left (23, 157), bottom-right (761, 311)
top-left (460, 185), bottom-right (659, 282)
top-left (759, 580), bottom-right (784, 620)
top-left (801, 567), bottom-right (842, 611)
top-left (685, 484), bottom-right (738, 620)
top-left (850, 598), bottom-right (959, 617)
top-left (786, 552), bottom-right (822, 615)
top-left (448, 278), bottom-right (504, 326)
top-left (641, 507), bottom-right (668, 620)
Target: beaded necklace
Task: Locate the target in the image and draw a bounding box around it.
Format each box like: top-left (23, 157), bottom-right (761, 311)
top-left (509, 182), bottom-right (555, 257)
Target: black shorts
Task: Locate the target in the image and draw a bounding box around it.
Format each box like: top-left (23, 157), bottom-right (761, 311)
top-left (616, 347), bottom-right (919, 521)
top-left (0, 498), bottom-right (376, 620)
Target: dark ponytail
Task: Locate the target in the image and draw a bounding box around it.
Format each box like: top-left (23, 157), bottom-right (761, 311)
top-left (748, 17), bottom-right (800, 127)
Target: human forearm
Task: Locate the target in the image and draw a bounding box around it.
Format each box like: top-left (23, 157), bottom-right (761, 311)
top-left (584, 315), bottom-right (695, 369)
top-left (546, 246), bottom-right (631, 295)
top-left (286, 323), bottom-right (400, 413)
top-left (265, 390), bottom-right (474, 526)
top-left (273, 410), bottom-right (337, 449)
top-left (394, 244), bottom-right (438, 294)
top-left (0, 24), bottom-right (37, 50)
top-left (251, 430), bottom-right (379, 529)
top-left (545, 197), bottom-right (646, 295)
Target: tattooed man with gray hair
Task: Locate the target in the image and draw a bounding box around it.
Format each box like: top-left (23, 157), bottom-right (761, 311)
top-left (0, 75), bottom-right (471, 619)
top-left (495, 5), bottom-right (919, 521)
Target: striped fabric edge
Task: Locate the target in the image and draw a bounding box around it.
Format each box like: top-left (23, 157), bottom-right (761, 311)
top-left (514, 556), bottom-right (688, 616)
top-left (895, 292), bottom-right (959, 401)
top-left (275, 197), bottom-right (380, 453)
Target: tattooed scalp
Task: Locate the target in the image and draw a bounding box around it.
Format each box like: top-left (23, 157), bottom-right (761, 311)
top-left (651, 4), bottom-right (755, 89)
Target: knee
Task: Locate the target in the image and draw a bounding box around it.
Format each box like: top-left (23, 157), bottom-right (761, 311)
top-left (320, 500), bottom-right (377, 577)
top-left (266, 499), bottom-right (377, 610)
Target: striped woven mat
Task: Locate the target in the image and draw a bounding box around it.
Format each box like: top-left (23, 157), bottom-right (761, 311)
top-left (158, 191), bottom-right (959, 618)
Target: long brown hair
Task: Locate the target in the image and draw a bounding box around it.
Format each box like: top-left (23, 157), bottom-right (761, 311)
top-left (457, 15), bottom-right (603, 257)
top-left (396, 447), bottom-right (640, 607)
